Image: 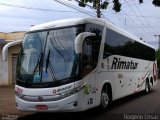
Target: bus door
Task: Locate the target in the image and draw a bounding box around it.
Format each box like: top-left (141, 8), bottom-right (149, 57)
top-left (113, 71), bottom-right (127, 99)
top-left (81, 36), bottom-right (99, 109)
top-left (125, 72), bottom-right (137, 94)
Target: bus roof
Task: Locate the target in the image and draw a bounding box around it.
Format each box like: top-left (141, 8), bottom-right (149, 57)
top-left (29, 18), bottom-right (155, 50)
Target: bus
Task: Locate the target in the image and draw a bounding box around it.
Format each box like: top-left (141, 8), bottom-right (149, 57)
top-left (4, 18), bottom-right (158, 112)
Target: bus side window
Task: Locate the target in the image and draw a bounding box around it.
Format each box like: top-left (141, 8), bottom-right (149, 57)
top-left (103, 52), bottom-right (112, 59)
top-left (81, 37), bottom-right (93, 77)
top-left (81, 36), bottom-right (100, 77)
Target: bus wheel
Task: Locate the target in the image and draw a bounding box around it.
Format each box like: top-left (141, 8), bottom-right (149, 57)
top-left (144, 80), bottom-right (150, 94)
top-left (100, 89), bottom-right (109, 109)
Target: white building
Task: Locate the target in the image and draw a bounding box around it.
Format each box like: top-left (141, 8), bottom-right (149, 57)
top-left (0, 32), bottom-right (25, 86)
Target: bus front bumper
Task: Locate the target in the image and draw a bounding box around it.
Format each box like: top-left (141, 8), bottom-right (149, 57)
top-left (15, 93), bottom-right (81, 112)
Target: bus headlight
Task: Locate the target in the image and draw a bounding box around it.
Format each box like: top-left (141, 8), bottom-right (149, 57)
top-left (59, 82), bottom-right (87, 98)
top-left (15, 91), bottom-right (25, 98)
top-left (15, 87), bottom-right (24, 98)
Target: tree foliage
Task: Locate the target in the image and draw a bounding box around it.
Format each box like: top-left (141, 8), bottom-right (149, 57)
top-left (139, 0), bottom-right (143, 4)
top-left (153, 0), bottom-right (160, 7)
top-left (156, 49), bottom-right (160, 78)
top-left (156, 49), bottom-right (160, 69)
top-left (72, 0), bottom-right (160, 15)
top-left (77, 0), bottom-right (121, 12)
top-left (113, 0), bottom-right (121, 12)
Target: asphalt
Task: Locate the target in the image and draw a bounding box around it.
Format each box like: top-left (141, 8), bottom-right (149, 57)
top-left (0, 86), bottom-right (30, 119)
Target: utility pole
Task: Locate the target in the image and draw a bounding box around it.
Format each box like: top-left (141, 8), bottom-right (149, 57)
top-left (96, 0), bottom-right (101, 18)
top-left (154, 34), bottom-right (160, 49)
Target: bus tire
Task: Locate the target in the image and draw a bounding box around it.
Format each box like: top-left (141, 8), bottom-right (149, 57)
top-left (101, 91), bottom-right (109, 109)
top-left (99, 85), bottom-right (110, 111)
top-left (144, 79), bottom-right (150, 94)
top-left (150, 77), bottom-right (153, 92)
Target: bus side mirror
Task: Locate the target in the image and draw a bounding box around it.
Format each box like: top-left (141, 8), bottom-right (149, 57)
top-left (2, 40), bottom-right (22, 61)
top-left (75, 32), bottom-right (96, 54)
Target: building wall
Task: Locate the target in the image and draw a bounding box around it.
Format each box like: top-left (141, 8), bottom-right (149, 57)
top-left (0, 45), bottom-right (8, 85)
top-left (0, 32), bottom-right (6, 39)
top-left (0, 32), bottom-right (25, 40)
top-left (6, 32), bottom-right (25, 40)
top-left (0, 31), bottom-right (25, 86)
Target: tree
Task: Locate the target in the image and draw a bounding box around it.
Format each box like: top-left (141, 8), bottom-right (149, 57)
top-left (70, 0), bottom-right (160, 18)
top-left (156, 49), bottom-right (160, 68)
top-left (153, 0), bottom-right (160, 7)
top-left (76, 0), bottom-right (121, 18)
top-left (156, 49), bottom-right (160, 78)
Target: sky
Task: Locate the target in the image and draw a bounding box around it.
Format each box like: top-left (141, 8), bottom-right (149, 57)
top-left (0, 0), bottom-right (160, 49)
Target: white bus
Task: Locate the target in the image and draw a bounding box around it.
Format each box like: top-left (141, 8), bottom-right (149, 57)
top-left (6, 18), bottom-right (158, 112)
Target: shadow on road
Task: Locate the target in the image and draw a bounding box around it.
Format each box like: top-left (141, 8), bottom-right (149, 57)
top-left (108, 91), bottom-right (145, 111)
top-left (17, 110), bottom-right (124, 120)
top-left (18, 110), bottom-right (106, 120)
top-left (17, 90), bottom-right (155, 120)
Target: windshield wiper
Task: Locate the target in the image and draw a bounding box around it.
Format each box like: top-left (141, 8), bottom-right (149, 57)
top-left (45, 49), bottom-right (58, 81)
top-left (32, 51), bottom-right (43, 74)
top-left (45, 49), bottom-right (50, 73)
top-left (31, 32), bottom-right (49, 82)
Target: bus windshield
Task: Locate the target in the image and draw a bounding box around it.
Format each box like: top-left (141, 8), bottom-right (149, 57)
top-left (17, 26), bottom-right (84, 86)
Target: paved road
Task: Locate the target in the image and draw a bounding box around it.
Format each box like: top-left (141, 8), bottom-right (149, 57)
top-left (1, 82), bottom-right (160, 120)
